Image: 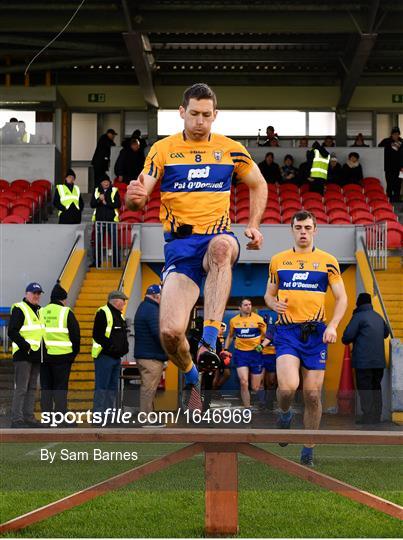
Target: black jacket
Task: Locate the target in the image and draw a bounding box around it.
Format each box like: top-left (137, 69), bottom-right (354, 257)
top-left (91, 134), bottom-right (115, 168)
top-left (134, 297), bottom-right (167, 361)
top-left (8, 299), bottom-right (44, 363)
top-left (53, 184), bottom-right (84, 224)
top-left (90, 187), bottom-right (121, 222)
top-left (92, 303), bottom-right (129, 359)
top-left (378, 137), bottom-right (403, 173)
top-left (342, 304), bottom-right (389, 369)
top-left (341, 163), bottom-right (363, 185)
top-left (43, 301), bottom-right (81, 363)
top-left (114, 147), bottom-right (144, 184)
top-left (258, 160), bottom-right (281, 183)
top-left (327, 162), bottom-right (343, 184)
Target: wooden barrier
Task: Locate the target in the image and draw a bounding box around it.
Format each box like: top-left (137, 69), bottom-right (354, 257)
top-left (1, 429), bottom-right (402, 536)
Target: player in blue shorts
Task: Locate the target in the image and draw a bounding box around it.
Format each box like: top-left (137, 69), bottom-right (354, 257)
top-left (260, 311), bottom-right (278, 410)
top-left (224, 299), bottom-right (266, 408)
top-left (126, 84), bottom-right (267, 412)
top-left (264, 210), bottom-right (347, 466)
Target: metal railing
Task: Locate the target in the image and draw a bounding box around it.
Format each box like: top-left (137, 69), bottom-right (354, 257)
top-left (118, 232), bottom-right (137, 291)
top-left (362, 221), bottom-right (387, 271)
top-left (360, 236), bottom-right (394, 338)
top-left (57, 233), bottom-right (82, 283)
top-left (94, 221), bottom-right (136, 269)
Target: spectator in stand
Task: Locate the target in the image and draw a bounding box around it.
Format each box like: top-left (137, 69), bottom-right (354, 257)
top-left (378, 127), bottom-right (403, 202)
top-left (90, 175), bottom-right (121, 267)
top-left (114, 138), bottom-right (144, 185)
top-left (53, 169), bottom-right (84, 224)
top-left (91, 128), bottom-right (117, 186)
top-left (351, 133), bottom-right (369, 147)
top-left (327, 153), bottom-right (343, 185)
top-left (134, 284), bottom-right (167, 421)
top-left (297, 150), bottom-right (313, 187)
top-left (130, 129), bottom-right (147, 160)
top-left (258, 152), bottom-right (282, 183)
top-left (298, 137), bottom-right (309, 148)
top-left (1, 117), bottom-right (19, 144)
top-left (258, 125), bottom-right (279, 147)
top-left (8, 282), bottom-right (44, 428)
top-left (342, 293), bottom-right (389, 425)
top-left (341, 152), bottom-right (364, 186)
top-left (281, 154), bottom-right (298, 184)
top-left (322, 136), bottom-right (335, 147)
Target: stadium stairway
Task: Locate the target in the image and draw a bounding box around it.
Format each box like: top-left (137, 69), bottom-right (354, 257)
top-left (376, 256), bottom-right (403, 341)
top-left (68, 267), bottom-right (121, 412)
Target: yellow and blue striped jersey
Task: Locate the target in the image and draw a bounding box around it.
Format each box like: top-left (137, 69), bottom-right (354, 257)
top-left (143, 132), bottom-right (254, 235)
top-left (268, 247), bottom-right (343, 325)
top-left (229, 313), bottom-right (266, 351)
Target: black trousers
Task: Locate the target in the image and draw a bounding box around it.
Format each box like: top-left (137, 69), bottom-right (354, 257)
top-left (40, 361), bottom-right (72, 415)
top-left (355, 368), bottom-right (384, 421)
top-left (385, 170), bottom-right (401, 202)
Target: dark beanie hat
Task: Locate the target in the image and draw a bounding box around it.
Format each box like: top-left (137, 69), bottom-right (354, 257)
top-left (66, 168), bottom-right (76, 179)
top-left (51, 283), bottom-right (68, 302)
top-left (356, 293), bottom-right (372, 307)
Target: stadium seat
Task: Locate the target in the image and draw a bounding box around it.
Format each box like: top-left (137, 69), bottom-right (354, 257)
top-left (303, 201), bottom-right (325, 213)
top-left (1, 191), bottom-right (18, 202)
top-left (17, 198), bottom-right (36, 212)
top-left (113, 181), bottom-right (127, 191)
top-left (2, 214), bottom-right (25, 224)
top-left (279, 183), bottom-right (298, 193)
top-left (282, 208), bottom-right (297, 222)
top-left (143, 215), bottom-right (160, 223)
top-left (370, 200), bottom-right (394, 213)
top-left (281, 201), bottom-right (301, 214)
top-left (313, 210), bottom-right (328, 223)
top-left (362, 177), bottom-right (381, 188)
top-left (343, 184), bottom-right (363, 195)
top-left (325, 184), bottom-right (342, 193)
top-left (267, 183), bottom-right (279, 194)
top-left (23, 191), bottom-right (42, 206)
top-left (280, 191), bottom-right (301, 203)
top-left (32, 179), bottom-right (52, 201)
top-left (300, 183), bottom-right (310, 194)
top-left (236, 208), bottom-right (249, 222)
top-left (0, 179), bottom-right (10, 191)
top-left (386, 222), bottom-right (403, 248)
top-left (366, 189), bottom-right (388, 202)
top-left (267, 197), bottom-right (280, 210)
top-left (236, 198), bottom-right (250, 212)
top-left (328, 209), bottom-right (351, 222)
top-left (324, 192), bottom-right (344, 204)
top-left (348, 200), bottom-right (369, 212)
top-left (264, 209), bottom-right (281, 220)
top-left (329, 217), bottom-right (351, 224)
top-left (350, 210), bottom-right (374, 223)
top-left (11, 205), bottom-right (31, 222)
top-left (363, 183), bottom-right (384, 194)
top-left (262, 217), bottom-right (281, 224)
top-left (373, 210), bottom-right (398, 222)
top-left (11, 179), bottom-right (30, 191)
top-left (302, 192), bottom-right (322, 203)
top-left (230, 210), bottom-right (235, 222)
top-left (30, 184), bottom-right (48, 199)
top-left (146, 198), bottom-right (160, 211)
top-left (0, 199), bottom-right (9, 209)
top-left (119, 210), bottom-right (143, 223)
top-left (0, 207), bottom-right (9, 221)
top-left (353, 217), bottom-right (375, 225)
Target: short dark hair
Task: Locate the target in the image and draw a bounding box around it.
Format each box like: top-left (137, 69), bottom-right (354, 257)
top-left (182, 83), bottom-right (217, 110)
top-left (284, 154), bottom-right (293, 162)
top-left (291, 210), bottom-right (317, 227)
top-left (265, 152), bottom-right (274, 159)
top-left (239, 297), bottom-right (252, 306)
top-left (130, 138), bottom-right (140, 146)
top-left (348, 151), bottom-right (359, 160)
top-left (267, 125), bottom-right (274, 131)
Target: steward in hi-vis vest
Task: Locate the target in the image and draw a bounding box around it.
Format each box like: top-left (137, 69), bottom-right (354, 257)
top-left (92, 291), bottom-right (129, 416)
top-left (308, 141), bottom-right (330, 196)
top-left (41, 283), bottom-right (80, 417)
top-left (53, 169), bottom-right (84, 224)
top-left (8, 282), bottom-right (45, 428)
top-left (90, 176), bottom-right (120, 223)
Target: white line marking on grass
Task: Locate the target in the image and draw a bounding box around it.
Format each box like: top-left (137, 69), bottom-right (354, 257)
top-left (25, 442), bottom-right (58, 456)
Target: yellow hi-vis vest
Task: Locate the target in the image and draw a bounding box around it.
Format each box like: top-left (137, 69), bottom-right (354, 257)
top-left (42, 303), bottom-right (73, 355)
top-left (310, 149), bottom-right (330, 180)
top-left (91, 305), bottom-right (125, 358)
top-left (92, 187), bottom-right (119, 222)
top-left (57, 184), bottom-right (80, 216)
top-left (11, 302), bottom-right (44, 355)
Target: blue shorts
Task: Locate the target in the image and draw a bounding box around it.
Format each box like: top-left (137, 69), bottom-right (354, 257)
top-left (162, 232), bottom-right (240, 289)
top-left (233, 350), bottom-right (263, 375)
top-left (273, 323), bottom-right (328, 371)
top-left (262, 353), bottom-right (276, 373)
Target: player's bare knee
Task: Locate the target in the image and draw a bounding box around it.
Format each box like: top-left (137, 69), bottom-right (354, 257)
top-left (239, 378), bottom-right (249, 389)
top-left (278, 387), bottom-right (296, 400)
top-left (304, 390), bottom-right (321, 408)
top-left (208, 237), bottom-right (232, 265)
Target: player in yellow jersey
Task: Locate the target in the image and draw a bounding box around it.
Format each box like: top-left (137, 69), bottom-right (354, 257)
top-left (126, 84), bottom-right (267, 412)
top-left (264, 211), bottom-right (347, 466)
top-left (224, 299), bottom-right (266, 408)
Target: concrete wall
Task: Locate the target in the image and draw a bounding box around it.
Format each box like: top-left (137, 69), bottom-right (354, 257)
top-left (0, 145), bottom-right (56, 182)
top-left (110, 146), bottom-right (385, 186)
top-left (0, 224), bottom-right (84, 306)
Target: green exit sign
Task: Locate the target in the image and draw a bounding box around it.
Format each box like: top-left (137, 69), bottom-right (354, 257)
top-left (88, 93), bottom-right (105, 103)
top-left (392, 94), bottom-right (403, 103)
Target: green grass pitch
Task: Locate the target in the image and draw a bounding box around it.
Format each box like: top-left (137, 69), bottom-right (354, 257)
top-left (1, 442), bottom-right (402, 537)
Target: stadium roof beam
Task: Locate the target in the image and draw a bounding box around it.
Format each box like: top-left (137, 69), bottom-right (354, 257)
top-left (0, 56), bottom-right (129, 74)
top-left (0, 35), bottom-right (122, 54)
top-left (155, 50), bottom-right (341, 62)
top-left (121, 0), bottom-right (158, 109)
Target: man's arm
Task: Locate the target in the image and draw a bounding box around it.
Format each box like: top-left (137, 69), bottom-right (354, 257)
top-left (224, 325), bottom-right (234, 350)
top-left (264, 282), bottom-right (288, 314)
top-left (341, 315), bottom-right (359, 345)
top-left (238, 163), bottom-right (268, 249)
top-left (125, 173), bottom-right (158, 211)
top-left (324, 281), bottom-right (348, 344)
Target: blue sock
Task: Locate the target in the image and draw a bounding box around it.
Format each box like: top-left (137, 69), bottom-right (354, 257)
top-left (201, 324), bottom-right (219, 350)
top-left (280, 409), bottom-right (292, 421)
top-left (184, 364), bottom-right (199, 385)
top-left (301, 446), bottom-right (313, 458)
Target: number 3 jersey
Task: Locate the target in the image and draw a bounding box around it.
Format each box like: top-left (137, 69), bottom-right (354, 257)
top-left (142, 131), bottom-right (254, 235)
top-left (268, 247), bottom-right (343, 325)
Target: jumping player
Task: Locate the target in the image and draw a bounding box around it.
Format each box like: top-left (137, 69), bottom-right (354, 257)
top-left (264, 210), bottom-right (347, 466)
top-left (126, 83), bottom-right (267, 411)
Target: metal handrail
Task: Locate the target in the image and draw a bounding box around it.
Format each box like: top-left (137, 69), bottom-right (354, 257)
top-left (57, 234), bottom-right (82, 283)
top-left (360, 236), bottom-right (394, 338)
top-left (118, 231), bottom-right (137, 292)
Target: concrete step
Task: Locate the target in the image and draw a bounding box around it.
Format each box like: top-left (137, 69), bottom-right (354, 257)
top-left (77, 285), bottom-right (119, 293)
top-left (75, 308), bottom-right (98, 316)
top-left (77, 321), bottom-right (94, 330)
top-left (76, 299), bottom-right (107, 307)
top-left (69, 380), bottom-right (94, 390)
top-left (68, 400), bottom-right (93, 411)
top-left (70, 371), bottom-right (94, 381)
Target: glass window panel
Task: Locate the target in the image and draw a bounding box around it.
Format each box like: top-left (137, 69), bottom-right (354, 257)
top-left (124, 111), bottom-right (148, 137)
top-left (308, 112), bottom-right (335, 136)
top-left (347, 111), bottom-right (372, 137)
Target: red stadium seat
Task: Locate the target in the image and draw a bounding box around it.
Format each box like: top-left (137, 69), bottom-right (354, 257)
top-left (114, 181), bottom-right (127, 191)
top-left (17, 198), bottom-right (36, 212)
top-left (281, 202), bottom-right (301, 214)
top-left (0, 207), bottom-right (9, 221)
top-left (1, 191), bottom-right (18, 202)
top-left (363, 183), bottom-right (384, 194)
top-left (279, 183), bottom-right (298, 194)
top-left (230, 210), bottom-right (235, 222)
top-left (325, 183), bottom-right (342, 193)
top-left (0, 179), bottom-right (10, 191)
top-left (236, 198), bottom-right (249, 212)
top-left (236, 208), bottom-right (249, 222)
top-left (262, 217), bottom-right (281, 224)
top-left (370, 200), bottom-right (393, 213)
top-left (350, 210), bottom-right (374, 222)
top-left (300, 183), bottom-right (310, 194)
top-left (267, 183), bottom-right (279, 194)
top-left (324, 192), bottom-right (344, 204)
top-left (373, 210), bottom-right (398, 222)
top-left (302, 192), bottom-right (322, 203)
top-left (119, 210), bottom-right (143, 223)
top-left (362, 177), bottom-right (381, 188)
top-left (143, 215), bottom-right (160, 223)
top-left (348, 200), bottom-right (369, 212)
top-left (267, 197), bottom-right (280, 211)
top-left (0, 199), bottom-right (9, 209)
top-left (303, 201), bottom-right (325, 213)
top-left (329, 217), bottom-right (351, 224)
top-left (11, 205), bottom-right (31, 222)
top-left (313, 210), bottom-right (328, 223)
top-left (29, 184), bottom-right (48, 199)
top-left (263, 209), bottom-right (281, 220)
top-left (146, 198), bottom-right (160, 211)
top-left (343, 184), bottom-right (363, 195)
top-left (328, 209), bottom-right (351, 222)
top-left (282, 208), bottom-right (298, 222)
top-left (280, 192), bottom-right (301, 205)
top-left (11, 179), bottom-right (30, 191)
top-left (2, 214), bottom-right (25, 224)
top-left (386, 222), bottom-right (403, 248)
top-left (32, 179), bottom-right (52, 201)
top-left (366, 190), bottom-right (388, 202)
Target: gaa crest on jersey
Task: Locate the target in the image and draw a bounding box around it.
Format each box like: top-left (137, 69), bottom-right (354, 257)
top-left (313, 262), bottom-right (320, 269)
top-left (213, 150), bottom-right (223, 161)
